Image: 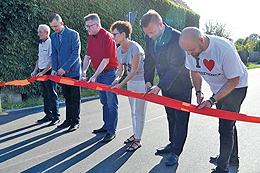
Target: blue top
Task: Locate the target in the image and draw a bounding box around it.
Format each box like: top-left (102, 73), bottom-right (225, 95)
top-left (51, 26), bottom-right (82, 78)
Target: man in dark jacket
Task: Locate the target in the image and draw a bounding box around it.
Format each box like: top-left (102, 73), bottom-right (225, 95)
top-left (140, 9), bottom-right (193, 166)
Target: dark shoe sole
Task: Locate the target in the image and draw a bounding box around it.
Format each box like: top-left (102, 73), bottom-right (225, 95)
top-left (156, 149), bottom-right (171, 154)
top-left (209, 156), bottom-right (239, 166)
top-left (102, 135), bottom-right (116, 143)
top-left (92, 129), bottom-right (107, 134)
top-left (67, 126), bottom-right (79, 132)
top-left (48, 120), bottom-right (60, 126)
top-left (165, 162), bottom-right (178, 166)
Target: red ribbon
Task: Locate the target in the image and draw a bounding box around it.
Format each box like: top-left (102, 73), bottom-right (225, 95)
top-left (1, 75), bottom-right (260, 123)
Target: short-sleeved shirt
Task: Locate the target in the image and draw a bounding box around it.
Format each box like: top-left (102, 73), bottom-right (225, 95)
top-left (86, 28), bottom-right (118, 71)
top-left (185, 35), bottom-right (248, 94)
top-left (38, 37), bottom-right (51, 70)
top-left (116, 41), bottom-right (145, 81)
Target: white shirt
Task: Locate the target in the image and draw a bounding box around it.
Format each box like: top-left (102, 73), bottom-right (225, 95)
top-left (185, 35), bottom-right (248, 94)
top-left (38, 37), bottom-right (51, 70)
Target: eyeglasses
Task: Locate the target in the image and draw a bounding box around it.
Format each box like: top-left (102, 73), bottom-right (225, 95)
top-left (113, 32), bottom-right (121, 37)
top-left (85, 23), bottom-right (97, 29)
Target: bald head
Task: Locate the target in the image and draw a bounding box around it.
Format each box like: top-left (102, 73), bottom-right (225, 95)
top-left (179, 27), bottom-right (202, 50)
top-left (179, 27), bottom-right (207, 58)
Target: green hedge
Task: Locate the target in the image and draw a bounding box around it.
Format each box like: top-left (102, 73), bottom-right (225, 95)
top-left (0, 0), bottom-right (199, 99)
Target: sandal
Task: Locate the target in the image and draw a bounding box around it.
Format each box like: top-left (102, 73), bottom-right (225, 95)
top-left (124, 134), bottom-right (135, 144)
top-left (127, 141), bottom-right (141, 152)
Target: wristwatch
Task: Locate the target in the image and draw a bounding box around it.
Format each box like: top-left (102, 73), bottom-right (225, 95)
top-left (209, 96), bottom-right (217, 105)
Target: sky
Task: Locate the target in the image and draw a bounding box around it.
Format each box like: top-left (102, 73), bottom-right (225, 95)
top-left (183, 0), bottom-right (260, 41)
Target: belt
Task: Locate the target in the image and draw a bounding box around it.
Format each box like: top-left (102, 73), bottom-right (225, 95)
top-left (101, 68), bottom-right (117, 73)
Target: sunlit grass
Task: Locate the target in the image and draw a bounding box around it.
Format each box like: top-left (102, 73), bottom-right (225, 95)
top-left (246, 63), bottom-right (260, 69)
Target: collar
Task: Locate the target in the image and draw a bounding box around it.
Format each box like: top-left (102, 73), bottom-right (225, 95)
top-left (40, 37), bottom-right (50, 44)
top-left (158, 24), bottom-right (165, 42)
top-left (92, 28), bottom-right (105, 39)
top-left (59, 26), bottom-right (65, 35)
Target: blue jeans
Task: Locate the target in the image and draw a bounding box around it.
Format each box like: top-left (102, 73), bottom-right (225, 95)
top-left (96, 70), bottom-right (118, 135)
top-left (216, 87), bottom-right (247, 172)
top-left (61, 76), bottom-right (81, 124)
top-left (41, 70), bottom-right (60, 119)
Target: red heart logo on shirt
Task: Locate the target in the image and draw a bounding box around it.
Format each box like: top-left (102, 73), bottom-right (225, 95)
top-left (203, 59), bottom-right (215, 71)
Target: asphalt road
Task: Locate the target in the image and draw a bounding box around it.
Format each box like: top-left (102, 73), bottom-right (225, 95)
top-left (0, 69), bottom-right (260, 173)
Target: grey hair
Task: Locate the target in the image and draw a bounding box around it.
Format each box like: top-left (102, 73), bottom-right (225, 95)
top-left (38, 24), bottom-right (50, 35)
top-left (84, 13), bottom-right (101, 25)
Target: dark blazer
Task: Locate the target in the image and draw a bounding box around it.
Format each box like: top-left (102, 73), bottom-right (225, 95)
top-left (144, 23), bottom-right (192, 95)
top-left (51, 26), bottom-right (82, 78)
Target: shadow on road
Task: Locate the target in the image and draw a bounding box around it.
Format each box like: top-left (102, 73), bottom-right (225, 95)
top-left (0, 123), bottom-right (41, 139)
top-left (149, 153), bottom-right (178, 173)
top-left (0, 96), bottom-right (98, 126)
top-left (0, 124), bottom-right (51, 155)
top-left (21, 135), bottom-right (104, 173)
top-left (0, 128), bottom-right (65, 163)
top-left (86, 145), bottom-right (134, 173)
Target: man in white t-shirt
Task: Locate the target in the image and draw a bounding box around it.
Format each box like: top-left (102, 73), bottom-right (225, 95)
top-left (31, 24), bottom-right (60, 126)
top-left (179, 27), bottom-right (248, 173)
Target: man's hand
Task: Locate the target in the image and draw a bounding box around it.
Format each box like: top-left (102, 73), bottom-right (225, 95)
top-left (51, 71), bottom-right (57, 76)
top-left (81, 72), bottom-right (87, 81)
top-left (36, 72), bottom-right (44, 77)
top-left (57, 68), bottom-right (66, 75)
top-left (196, 91), bottom-right (204, 105)
top-left (111, 83), bottom-right (123, 89)
top-left (31, 71), bottom-right (36, 77)
top-left (111, 79), bottom-right (120, 86)
top-left (197, 100), bottom-right (212, 109)
top-left (148, 86), bottom-right (161, 94)
top-left (88, 75), bottom-right (96, 83)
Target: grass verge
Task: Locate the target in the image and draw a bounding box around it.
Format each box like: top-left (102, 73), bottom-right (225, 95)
top-left (1, 88), bottom-right (98, 111)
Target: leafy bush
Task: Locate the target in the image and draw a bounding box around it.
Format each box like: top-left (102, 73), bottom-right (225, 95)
top-left (1, 0), bottom-right (199, 100)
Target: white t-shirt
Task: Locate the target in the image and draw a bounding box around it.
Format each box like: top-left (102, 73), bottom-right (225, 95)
top-left (185, 35), bottom-right (248, 94)
top-left (116, 41), bottom-right (145, 81)
top-left (38, 37), bottom-right (52, 70)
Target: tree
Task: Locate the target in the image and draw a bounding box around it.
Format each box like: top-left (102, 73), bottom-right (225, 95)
top-left (235, 38), bottom-right (246, 46)
top-left (245, 34), bottom-right (260, 51)
top-left (254, 41), bottom-right (260, 51)
top-left (235, 34), bottom-right (260, 52)
top-left (203, 20), bottom-right (232, 41)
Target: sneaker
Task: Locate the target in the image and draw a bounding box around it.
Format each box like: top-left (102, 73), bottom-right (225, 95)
top-left (210, 155), bottom-right (239, 166)
top-left (37, 116), bottom-right (52, 123)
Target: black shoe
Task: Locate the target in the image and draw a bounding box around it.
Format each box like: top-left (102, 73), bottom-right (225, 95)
top-left (165, 152), bottom-right (179, 166)
top-left (67, 123), bottom-right (79, 132)
top-left (211, 168), bottom-right (228, 173)
top-left (156, 143), bottom-right (172, 153)
top-left (37, 116), bottom-right (52, 123)
top-left (92, 127), bottom-right (107, 134)
top-left (102, 133), bottom-right (116, 143)
top-left (48, 118), bottom-right (60, 126)
top-left (57, 120), bottom-right (71, 128)
top-left (209, 155), bottom-right (239, 166)
top-left (211, 169), bottom-right (217, 173)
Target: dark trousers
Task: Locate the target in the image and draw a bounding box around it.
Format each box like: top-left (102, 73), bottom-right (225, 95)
top-left (41, 70), bottom-right (60, 119)
top-left (216, 87), bottom-right (247, 172)
top-left (61, 76), bottom-right (81, 124)
top-left (162, 88), bottom-right (192, 156)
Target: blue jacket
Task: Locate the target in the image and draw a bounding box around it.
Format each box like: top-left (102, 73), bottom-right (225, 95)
top-left (51, 26), bottom-right (82, 78)
top-left (144, 23), bottom-right (192, 95)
